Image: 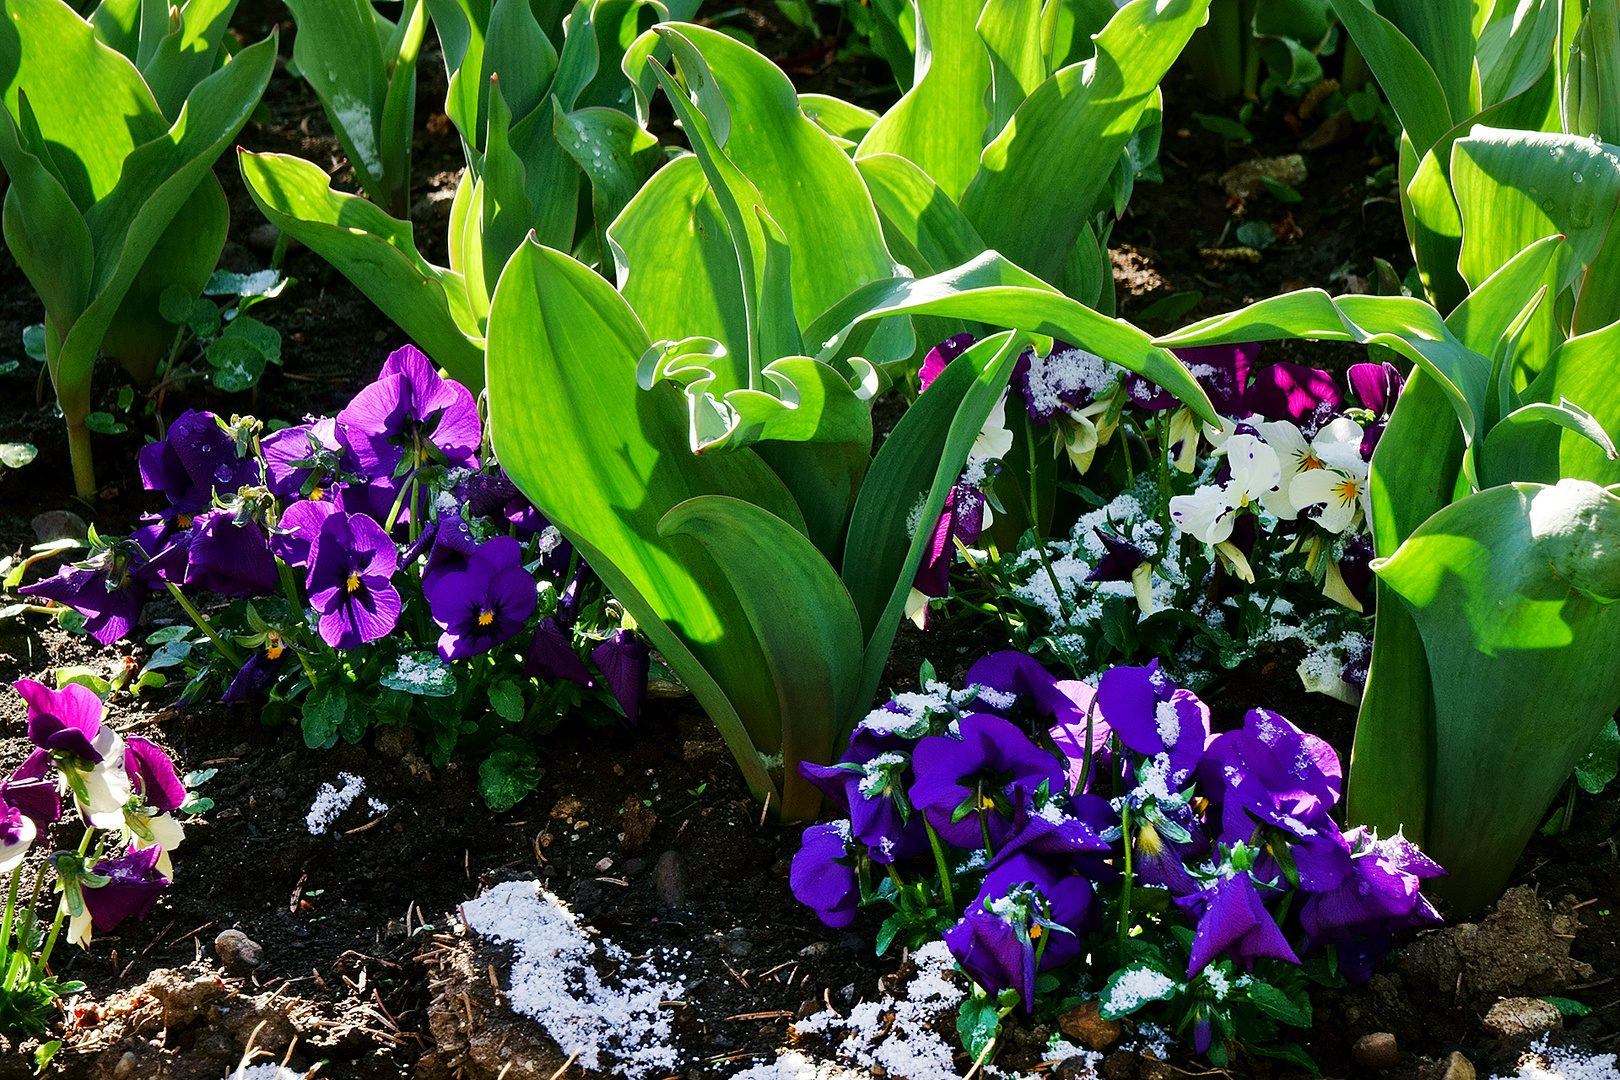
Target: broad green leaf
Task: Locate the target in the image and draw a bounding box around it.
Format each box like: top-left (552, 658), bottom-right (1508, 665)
top-left (378, 0), bottom-right (428, 216)
top-left (1374, 0), bottom-right (1474, 122)
top-left (487, 238), bottom-right (809, 806)
top-left (976, 0), bottom-right (1045, 141)
top-left (0, 0), bottom-right (169, 210)
top-left (1443, 232), bottom-right (1562, 390)
top-left (142, 0), bottom-right (241, 123)
top-left (575, 0), bottom-right (670, 113)
top-left (1521, 317), bottom-right (1620, 487)
top-left (649, 25), bottom-right (899, 334)
top-left (842, 331), bottom-right (1026, 713)
top-left (480, 0), bottom-right (557, 140)
top-left (0, 104), bottom-right (94, 332)
top-left (1330, 0), bottom-right (1452, 156)
top-left (812, 251), bottom-right (1218, 427)
top-left (1479, 397), bottom-right (1619, 489)
top-left (856, 152), bottom-right (987, 276)
top-left (1451, 129), bottom-right (1620, 303)
top-left (283, 0), bottom-right (390, 199)
top-left (238, 150), bottom-right (486, 388)
top-left (1563, 0), bottom-right (1620, 143)
top-left (1476, 0), bottom-right (1559, 109)
top-left (479, 77), bottom-right (536, 276)
top-left (799, 93), bottom-right (880, 146)
top-left (1375, 479), bottom-right (1620, 911)
top-left (608, 154), bottom-right (747, 357)
top-left (856, 0), bottom-right (993, 202)
top-left (556, 104), bottom-right (662, 267)
top-left (959, 0), bottom-right (1210, 288)
top-left (660, 495), bottom-right (865, 818)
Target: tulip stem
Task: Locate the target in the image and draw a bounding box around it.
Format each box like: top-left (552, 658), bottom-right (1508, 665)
top-left (0, 868), bottom-right (21, 974)
top-left (1076, 694), bottom-right (1098, 796)
top-left (37, 828), bottom-right (95, 977)
top-left (164, 582), bottom-right (244, 669)
top-left (924, 820), bottom-right (955, 912)
top-left (1118, 802), bottom-right (1134, 967)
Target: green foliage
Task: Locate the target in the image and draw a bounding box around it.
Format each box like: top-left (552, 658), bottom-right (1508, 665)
top-left (1160, 232), bottom-right (1620, 912)
top-left (282, 0), bottom-right (428, 217)
top-left (0, 0), bottom-right (276, 497)
top-left (1182, 0), bottom-right (1336, 102)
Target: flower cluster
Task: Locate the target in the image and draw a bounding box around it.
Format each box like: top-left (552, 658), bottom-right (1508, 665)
top-left (18, 347), bottom-right (650, 809)
top-left (790, 651), bottom-right (1443, 1064)
top-left (8, 679), bottom-right (196, 959)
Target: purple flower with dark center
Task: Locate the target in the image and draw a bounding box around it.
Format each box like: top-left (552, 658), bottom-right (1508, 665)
top-left (1013, 341), bottom-right (1113, 422)
top-left (422, 512), bottom-right (480, 595)
top-left (270, 497), bottom-right (338, 570)
top-left (124, 737), bottom-right (185, 814)
top-left (184, 508), bottom-right (278, 597)
top-left (14, 680), bottom-right (108, 763)
top-left (944, 851), bottom-right (1094, 1005)
top-left (427, 536), bottom-right (536, 662)
top-left (80, 844), bottom-right (168, 932)
top-left (800, 733), bottom-right (925, 865)
top-left (1085, 529), bottom-right (1149, 584)
top-left (592, 630), bottom-right (650, 726)
top-left (336, 345), bottom-right (481, 480)
top-left (306, 512), bottom-right (401, 648)
top-left (992, 792), bottom-right (1114, 866)
top-left (19, 546), bottom-right (148, 645)
top-left (1348, 361), bottom-right (1404, 418)
top-left (260, 418), bottom-right (350, 500)
top-left (1175, 871), bottom-right (1298, 977)
top-left (0, 802), bottom-right (34, 872)
top-left (1, 752), bottom-right (61, 834)
top-left (920, 334), bottom-right (978, 392)
top-left (1338, 533), bottom-right (1375, 611)
top-left (1245, 361), bottom-right (1342, 436)
top-left (1197, 708), bottom-right (1342, 847)
top-left (128, 518), bottom-right (192, 586)
top-left (908, 712), bottom-right (1064, 849)
top-left (1123, 343), bottom-right (1259, 416)
top-left (963, 651), bottom-right (1092, 730)
top-left (457, 471), bottom-right (556, 544)
top-left (139, 410), bottom-right (262, 517)
top-left (1095, 660), bottom-right (1209, 787)
top-left (790, 821), bottom-right (860, 927)
top-left (221, 643), bottom-right (288, 704)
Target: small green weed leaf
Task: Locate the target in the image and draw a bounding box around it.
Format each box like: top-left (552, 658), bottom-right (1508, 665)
top-left (301, 684), bottom-right (348, 748)
top-left (478, 747), bottom-right (544, 812)
top-left (21, 325), bottom-right (46, 364)
top-left (1194, 111), bottom-right (1254, 142)
top-left (84, 413), bottom-right (127, 435)
top-left (1574, 719), bottom-right (1619, 794)
top-left (380, 651), bottom-right (457, 697)
top-left (489, 679), bottom-right (526, 723)
top-left (1538, 996), bottom-right (1593, 1017)
top-left (1099, 964), bottom-right (1178, 1019)
top-left (1236, 221), bottom-right (1276, 249)
top-left (1262, 177), bottom-right (1303, 203)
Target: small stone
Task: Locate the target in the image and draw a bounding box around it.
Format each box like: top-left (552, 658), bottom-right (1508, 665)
top-left (1482, 997), bottom-right (1564, 1039)
top-left (31, 510), bottom-right (88, 546)
top-left (653, 850), bottom-right (688, 905)
top-left (595, 856), bottom-right (614, 872)
top-left (797, 941), bottom-right (830, 958)
top-left (1057, 1056), bottom-right (1096, 1079)
top-left (213, 929), bottom-right (263, 972)
top-left (1058, 1000), bottom-right (1122, 1050)
top-left (1139, 1055), bottom-right (1175, 1080)
top-left (621, 795), bottom-right (657, 854)
top-left (718, 928), bottom-right (752, 957)
top-left (1442, 1051), bottom-right (1476, 1080)
top-left (114, 1052), bottom-right (139, 1080)
top-left (1100, 1051), bottom-right (1139, 1080)
top-left (1352, 1032), bottom-right (1399, 1070)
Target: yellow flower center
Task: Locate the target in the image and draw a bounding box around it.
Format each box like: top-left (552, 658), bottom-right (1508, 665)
top-left (1336, 478), bottom-right (1361, 504)
top-left (1137, 822), bottom-right (1165, 857)
top-left (266, 645), bottom-right (284, 660)
top-left (346, 572), bottom-right (362, 593)
top-left (1029, 924), bottom-right (1043, 940)
top-left (1299, 452), bottom-right (1325, 471)
top-left (979, 795), bottom-right (997, 810)
top-left (309, 485), bottom-right (325, 501)
top-left (417, 446), bottom-right (430, 465)
top-left (177, 514), bottom-right (193, 529)
top-left (477, 609), bottom-right (495, 626)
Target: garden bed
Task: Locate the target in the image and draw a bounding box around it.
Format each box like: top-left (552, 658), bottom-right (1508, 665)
top-left (0, 2), bottom-right (1617, 1078)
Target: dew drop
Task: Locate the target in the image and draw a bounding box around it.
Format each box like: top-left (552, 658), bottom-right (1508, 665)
top-left (592, 147), bottom-right (601, 157)
top-left (1574, 171), bottom-right (1584, 183)
top-left (213, 464), bottom-right (233, 483)
top-left (1541, 197), bottom-right (1555, 213)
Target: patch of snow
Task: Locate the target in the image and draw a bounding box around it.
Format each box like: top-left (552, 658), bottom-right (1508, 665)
top-left (219, 1067), bottom-right (307, 1080)
top-left (305, 773), bottom-right (364, 835)
top-left (1490, 1037), bottom-right (1619, 1080)
top-left (463, 881), bottom-right (684, 1077)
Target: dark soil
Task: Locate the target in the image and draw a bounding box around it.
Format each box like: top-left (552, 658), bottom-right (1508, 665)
top-left (0, 3), bottom-right (1616, 1078)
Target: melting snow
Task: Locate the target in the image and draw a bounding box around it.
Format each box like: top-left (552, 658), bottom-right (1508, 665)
top-left (305, 773), bottom-right (365, 835)
top-left (1491, 1038), bottom-right (1619, 1080)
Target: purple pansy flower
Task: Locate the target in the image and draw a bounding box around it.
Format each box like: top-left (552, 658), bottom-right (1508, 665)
top-left (1, 752), bottom-right (61, 834)
top-left (1175, 871), bottom-right (1299, 977)
top-left (184, 509), bottom-right (278, 597)
top-left (919, 334), bottom-right (977, 392)
top-left (79, 844), bottom-right (169, 933)
top-left (124, 738), bottom-right (185, 814)
top-left (259, 418), bottom-right (349, 501)
top-left (270, 497), bottom-right (339, 569)
top-left (944, 851), bottom-right (1095, 1005)
top-left (19, 548), bottom-right (148, 645)
top-left (457, 472), bottom-right (555, 544)
top-left (1085, 529), bottom-right (1149, 584)
top-left (221, 643), bottom-right (288, 704)
top-left (963, 651), bottom-right (1092, 730)
top-left (1095, 660), bottom-right (1209, 787)
top-left (139, 410), bottom-right (261, 518)
top-left (14, 680), bottom-right (108, 763)
top-left (1299, 828), bottom-right (1444, 952)
top-left (1123, 343), bottom-right (1258, 415)
top-left (592, 630), bottom-right (650, 726)
top-left (908, 713), bottom-right (1064, 849)
top-left (0, 802), bottom-right (35, 872)
top-left (422, 513), bottom-right (481, 596)
top-left (1347, 361), bottom-right (1404, 418)
top-left (800, 730), bottom-right (926, 865)
top-left (128, 519), bottom-right (193, 586)
top-left (1245, 361), bottom-right (1342, 436)
top-left (790, 820), bottom-right (860, 927)
top-left (1197, 708), bottom-right (1342, 848)
top-left (911, 484), bottom-right (988, 621)
top-left (427, 536), bottom-right (536, 662)
top-left (523, 617), bottom-right (594, 685)
top-left (305, 512), bottom-right (401, 649)
top-left (337, 345), bottom-right (481, 479)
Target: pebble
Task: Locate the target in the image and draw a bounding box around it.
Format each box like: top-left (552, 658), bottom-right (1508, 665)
top-left (717, 927), bottom-right (752, 957)
top-left (1100, 1051), bottom-right (1139, 1080)
top-left (1353, 1032), bottom-right (1400, 1070)
top-left (113, 1052), bottom-right (139, 1079)
top-left (1056, 1056), bottom-right (1096, 1078)
top-left (31, 510), bottom-right (88, 546)
top-left (1057, 999), bottom-right (1122, 1049)
top-left (1442, 1051), bottom-right (1476, 1080)
top-left (1483, 997), bottom-right (1563, 1039)
top-left (797, 941), bottom-right (830, 958)
top-left (213, 929), bottom-right (263, 972)
top-left (653, 850), bottom-right (688, 905)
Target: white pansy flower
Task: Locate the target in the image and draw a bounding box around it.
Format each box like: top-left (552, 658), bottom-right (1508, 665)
top-left (0, 813), bottom-right (34, 873)
top-left (1169, 484), bottom-right (1239, 544)
top-left (972, 392), bottom-right (1014, 461)
top-left (1224, 433), bottom-right (1282, 503)
top-left (1290, 458), bottom-right (1370, 533)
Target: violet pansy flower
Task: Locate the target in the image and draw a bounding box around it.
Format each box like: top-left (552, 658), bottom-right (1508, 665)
top-left (138, 409), bottom-right (261, 519)
top-left (337, 345), bottom-right (480, 479)
top-left (908, 712), bottom-right (1064, 849)
top-left (592, 630), bottom-right (650, 727)
top-left (184, 508), bottom-right (278, 597)
top-left (1245, 361), bottom-right (1342, 436)
top-left (221, 643), bottom-right (288, 704)
top-left (1, 752), bottom-right (61, 835)
top-left (1175, 871), bottom-right (1298, 977)
top-left (789, 820), bottom-right (860, 927)
top-left (427, 536), bottom-right (536, 662)
top-left (1095, 660), bottom-right (1209, 787)
top-left (0, 803), bottom-right (34, 874)
top-left (15, 679), bottom-right (110, 763)
top-left (944, 851), bottom-right (1094, 1005)
top-left (305, 512), bottom-right (401, 649)
top-left (70, 844), bottom-right (169, 947)
top-left (1299, 828), bottom-right (1444, 954)
top-left (800, 732), bottom-right (926, 865)
top-left (270, 497), bottom-right (338, 570)
top-left (260, 418), bottom-right (350, 501)
top-left (919, 333), bottom-right (977, 392)
top-left (19, 547), bottom-right (148, 645)
top-left (124, 738), bottom-right (186, 814)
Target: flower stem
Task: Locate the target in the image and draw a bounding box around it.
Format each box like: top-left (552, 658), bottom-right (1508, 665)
top-left (924, 819), bottom-right (955, 913)
top-left (1118, 801), bottom-right (1134, 967)
top-left (165, 582), bottom-right (244, 669)
top-left (37, 828), bottom-right (95, 977)
top-left (383, 469), bottom-right (417, 534)
top-left (0, 867), bottom-right (20, 974)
